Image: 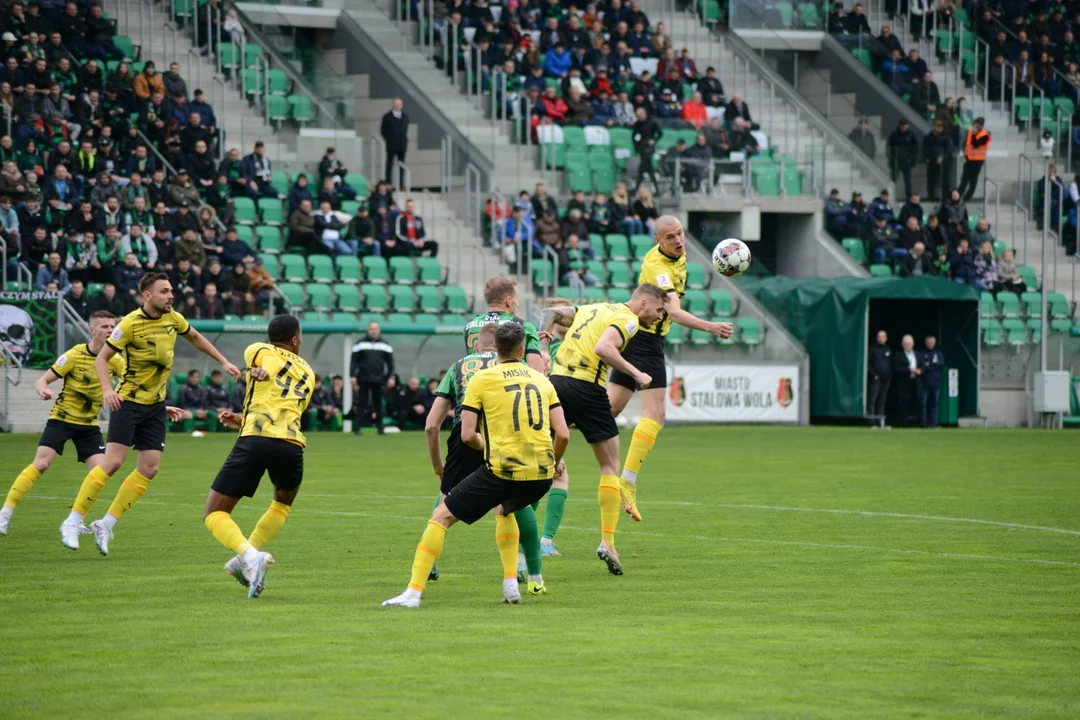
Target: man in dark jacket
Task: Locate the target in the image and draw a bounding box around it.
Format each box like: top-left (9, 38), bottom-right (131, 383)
top-left (921, 120), bottom-right (953, 201)
top-left (899, 240), bottom-right (933, 276)
top-left (848, 118), bottom-right (876, 159)
top-left (65, 279), bottom-right (92, 320)
top-left (391, 376), bottom-right (427, 429)
top-left (631, 106), bottom-right (662, 191)
top-left (177, 369), bottom-right (216, 433)
top-left (887, 119), bottom-right (918, 200)
top-left (868, 330), bottom-right (891, 420)
top-left (350, 321), bottom-right (395, 434)
top-left (909, 71), bottom-right (941, 116)
top-left (919, 335), bottom-right (945, 427)
top-left (380, 98), bottom-right (409, 186)
top-left (898, 193), bottom-right (924, 227)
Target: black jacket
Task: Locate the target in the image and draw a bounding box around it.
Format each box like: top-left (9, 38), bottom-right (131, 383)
top-left (888, 128), bottom-right (919, 167)
top-left (177, 382), bottom-right (207, 410)
top-left (204, 382), bottom-right (230, 409)
top-left (631, 117), bottom-right (661, 154)
top-left (920, 348), bottom-right (945, 389)
top-left (899, 250), bottom-right (933, 276)
top-left (380, 111), bottom-right (409, 151)
top-left (898, 202), bottom-right (924, 227)
top-left (921, 130), bottom-right (954, 163)
top-left (350, 333), bottom-right (395, 383)
top-left (869, 343), bottom-right (892, 380)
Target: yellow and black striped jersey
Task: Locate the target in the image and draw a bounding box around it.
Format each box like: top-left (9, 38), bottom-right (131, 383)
top-left (49, 344), bottom-right (127, 426)
top-left (105, 307), bottom-right (190, 404)
top-left (461, 360), bottom-right (560, 481)
top-left (239, 342), bottom-right (314, 447)
top-left (549, 303), bottom-right (640, 388)
top-left (638, 245), bottom-right (686, 336)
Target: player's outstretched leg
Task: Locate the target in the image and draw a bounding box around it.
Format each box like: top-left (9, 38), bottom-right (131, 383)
top-left (383, 517), bottom-right (451, 608)
top-left (541, 468), bottom-right (569, 556)
top-left (1, 451), bottom-right (52, 536)
top-left (619, 413), bottom-right (661, 521)
top-left (495, 512), bottom-right (522, 604)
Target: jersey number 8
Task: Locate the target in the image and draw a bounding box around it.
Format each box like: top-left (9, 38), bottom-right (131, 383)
top-left (504, 383), bottom-right (544, 431)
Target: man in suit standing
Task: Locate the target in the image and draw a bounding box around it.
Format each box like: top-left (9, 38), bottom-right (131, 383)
top-left (380, 98), bottom-right (409, 188)
top-left (891, 333), bottom-right (921, 427)
top-left (919, 335), bottom-right (945, 427)
top-left (867, 329), bottom-right (891, 421)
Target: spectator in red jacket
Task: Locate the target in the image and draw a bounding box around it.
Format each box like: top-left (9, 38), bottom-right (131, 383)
top-left (681, 91), bottom-right (708, 129)
top-left (539, 86), bottom-right (569, 124)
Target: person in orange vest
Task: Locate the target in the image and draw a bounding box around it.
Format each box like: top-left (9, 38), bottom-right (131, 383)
top-left (957, 117), bottom-right (991, 201)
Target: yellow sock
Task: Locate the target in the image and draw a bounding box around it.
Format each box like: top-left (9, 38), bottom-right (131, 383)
top-left (495, 514), bottom-right (520, 580)
top-left (249, 501), bottom-right (291, 549)
top-left (4, 465), bottom-right (42, 510)
top-left (105, 470), bottom-right (151, 520)
top-left (408, 521), bottom-right (447, 592)
top-left (622, 417), bottom-right (662, 482)
top-left (598, 474), bottom-right (622, 547)
top-left (72, 466), bottom-right (112, 517)
top-left (205, 511), bottom-right (253, 555)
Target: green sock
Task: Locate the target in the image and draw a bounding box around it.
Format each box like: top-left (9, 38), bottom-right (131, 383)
top-left (431, 493), bottom-right (441, 511)
top-left (530, 500), bottom-right (540, 512)
top-left (182, 417), bottom-right (194, 433)
top-left (542, 488), bottom-right (568, 540)
top-left (513, 505), bottom-right (542, 576)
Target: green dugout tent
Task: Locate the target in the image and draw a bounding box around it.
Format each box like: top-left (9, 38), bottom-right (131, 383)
top-left (741, 276), bottom-right (980, 419)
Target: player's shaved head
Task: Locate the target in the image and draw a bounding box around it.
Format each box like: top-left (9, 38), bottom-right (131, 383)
top-left (495, 322), bottom-right (526, 360)
top-left (477, 322), bottom-right (499, 352)
top-left (484, 276), bottom-right (518, 309)
top-left (654, 215), bottom-right (685, 257)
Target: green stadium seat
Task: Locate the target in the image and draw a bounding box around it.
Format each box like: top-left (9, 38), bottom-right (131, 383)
top-left (345, 173), bottom-right (368, 197)
top-left (998, 292), bottom-right (1021, 317)
top-left (980, 292), bottom-right (997, 318)
top-left (798, 2), bottom-right (819, 26)
top-left (587, 152), bottom-right (612, 171)
top-left (1017, 265), bottom-right (1038, 290)
top-left (415, 285), bottom-right (444, 312)
top-left (689, 324), bottom-right (713, 346)
top-left (703, 0), bottom-right (722, 23)
top-left (359, 313), bottom-right (385, 325)
top-left (258, 198), bottom-right (284, 225)
top-left (333, 283), bottom-right (360, 311)
top-left (307, 255), bottom-right (335, 283)
top-left (219, 42), bottom-right (238, 72)
top-left (774, 1), bottom-right (794, 25)
top-left (331, 312), bottom-right (357, 324)
top-left (531, 260), bottom-right (558, 291)
top-left (288, 95), bottom-right (314, 125)
top-left (1002, 317), bottom-right (1027, 346)
top-left (233, 197), bottom-right (257, 225)
top-left (568, 167), bottom-right (592, 193)
top-left (444, 285), bottom-right (470, 313)
top-left (630, 234), bottom-right (653, 258)
top-left (362, 284), bottom-right (389, 311)
top-left (389, 256), bottom-right (416, 284)
top-left (114, 36), bottom-right (136, 62)
top-left (386, 312), bottom-right (413, 325)
top-left (341, 200), bottom-right (361, 217)
top-left (539, 141), bottom-right (565, 170)
top-left (869, 263), bottom-right (893, 277)
top-left (586, 259), bottom-right (607, 283)
top-left (992, 240), bottom-right (1007, 257)
top-left (686, 262), bottom-right (708, 289)
top-left (851, 48), bottom-right (873, 70)
top-left (605, 234), bottom-right (631, 261)
top-left (413, 313), bottom-right (439, 327)
top-left (267, 69), bottom-right (289, 95)
top-left (630, 257), bottom-right (644, 279)
top-left (261, 255), bottom-right (279, 278)
top-left (417, 257), bottom-right (442, 284)
top-left (980, 317), bottom-right (1002, 345)
top-left (593, 166), bottom-right (616, 194)
top-left (242, 69), bottom-right (263, 101)
top-left (1047, 292), bottom-right (1071, 319)
top-left (841, 237), bottom-right (866, 263)
top-left (270, 170), bottom-right (290, 191)
top-left (583, 287), bottom-right (606, 302)
top-left (607, 288), bottom-right (631, 303)
top-left (1050, 318), bottom-right (1073, 333)
top-left (224, 314), bottom-right (240, 322)
top-left (306, 283), bottom-right (334, 311)
top-left (709, 289), bottom-right (734, 316)
top-left (666, 323), bottom-right (686, 346)
top-left (87, 282), bottom-right (104, 297)
top-left (607, 262), bottom-right (632, 288)
top-left (336, 256), bottom-right (362, 283)
top-left (243, 314), bottom-right (263, 322)
top-left (389, 285), bottom-right (416, 312)
top-left (244, 43), bottom-right (265, 68)
top-left (683, 288), bottom-right (709, 314)
top-left (440, 313), bottom-right (460, 324)
top-left (563, 126), bottom-right (587, 149)
top-left (255, 226), bottom-right (282, 254)
top-left (737, 316), bottom-right (763, 346)
top-left (280, 253), bottom-right (307, 282)
top-left (278, 282), bottom-right (305, 308)
top-left (365, 256), bottom-right (389, 284)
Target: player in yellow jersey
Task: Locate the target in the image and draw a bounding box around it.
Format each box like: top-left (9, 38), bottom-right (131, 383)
top-left (383, 323), bottom-right (570, 608)
top-left (538, 284), bottom-right (666, 575)
top-left (202, 315), bottom-right (313, 598)
top-left (537, 297), bottom-right (573, 557)
top-left (73, 272), bottom-right (241, 556)
top-left (607, 216), bottom-right (732, 521)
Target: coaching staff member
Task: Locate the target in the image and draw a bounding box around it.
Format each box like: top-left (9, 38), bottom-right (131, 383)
top-left (350, 320), bottom-right (395, 434)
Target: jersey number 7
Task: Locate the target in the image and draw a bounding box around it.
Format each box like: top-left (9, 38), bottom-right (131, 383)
top-left (504, 383), bottom-right (544, 431)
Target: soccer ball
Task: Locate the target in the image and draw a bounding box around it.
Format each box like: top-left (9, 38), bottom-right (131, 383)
top-left (712, 238), bottom-right (752, 277)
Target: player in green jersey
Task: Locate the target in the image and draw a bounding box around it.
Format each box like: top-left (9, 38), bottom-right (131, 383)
top-left (537, 297), bottom-right (574, 556)
top-left (462, 277), bottom-right (544, 373)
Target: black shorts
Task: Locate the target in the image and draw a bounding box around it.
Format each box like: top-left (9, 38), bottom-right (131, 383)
top-left (444, 465), bottom-right (552, 525)
top-left (609, 331), bottom-right (668, 391)
top-left (39, 419), bottom-right (106, 463)
top-left (441, 423), bottom-right (484, 495)
top-left (211, 436), bottom-right (305, 499)
top-left (107, 400), bottom-right (167, 451)
top-left (550, 375), bottom-right (619, 444)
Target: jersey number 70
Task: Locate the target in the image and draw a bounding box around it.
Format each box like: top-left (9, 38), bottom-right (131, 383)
top-left (504, 383), bottom-right (544, 431)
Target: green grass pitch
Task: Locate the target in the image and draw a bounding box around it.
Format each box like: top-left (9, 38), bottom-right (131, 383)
top-left (0, 427), bottom-right (1078, 719)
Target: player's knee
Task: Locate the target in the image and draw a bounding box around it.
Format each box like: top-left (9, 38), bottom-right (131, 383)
top-left (552, 476), bottom-right (569, 491)
top-left (429, 504), bottom-right (454, 527)
top-left (644, 405), bottom-right (666, 424)
top-left (32, 458), bottom-right (51, 473)
top-left (137, 462), bottom-right (160, 479)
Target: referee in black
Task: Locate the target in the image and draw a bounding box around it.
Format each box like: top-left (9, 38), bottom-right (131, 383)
top-left (350, 320), bottom-right (395, 435)
top-left (632, 106), bottom-right (662, 193)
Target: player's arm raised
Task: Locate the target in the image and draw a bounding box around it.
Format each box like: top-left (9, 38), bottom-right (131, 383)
top-left (35, 369), bottom-right (61, 400)
top-left (665, 292), bottom-right (733, 338)
top-left (425, 396), bottom-right (452, 478)
top-left (537, 306), bottom-right (577, 353)
top-left (182, 326), bottom-right (241, 380)
top-left (594, 326), bottom-right (652, 389)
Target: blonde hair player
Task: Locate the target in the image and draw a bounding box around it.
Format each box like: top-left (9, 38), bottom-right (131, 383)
top-left (605, 216), bottom-right (732, 521)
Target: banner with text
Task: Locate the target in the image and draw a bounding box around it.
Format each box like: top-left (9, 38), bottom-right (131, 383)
top-left (665, 364), bottom-right (800, 423)
top-left (0, 291), bottom-right (60, 369)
